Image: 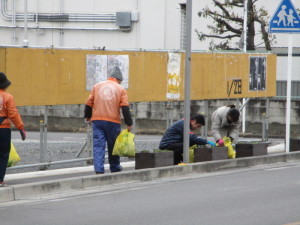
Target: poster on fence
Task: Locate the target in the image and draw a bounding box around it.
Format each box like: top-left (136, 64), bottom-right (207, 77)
top-left (86, 55), bottom-right (129, 91)
top-left (249, 56), bottom-right (266, 91)
top-left (166, 53), bottom-right (181, 100)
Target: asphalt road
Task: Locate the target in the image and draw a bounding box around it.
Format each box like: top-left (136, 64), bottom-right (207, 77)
top-left (1, 162), bottom-right (300, 225)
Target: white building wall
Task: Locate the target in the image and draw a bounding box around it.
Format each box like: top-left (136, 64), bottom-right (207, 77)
top-left (2, 0), bottom-right (299, 51)
top-left (0, 0), bottom-right (181, 49)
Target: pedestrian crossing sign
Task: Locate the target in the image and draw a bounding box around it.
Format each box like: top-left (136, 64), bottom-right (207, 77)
top-left (269, 0), bottom-right (300, 33)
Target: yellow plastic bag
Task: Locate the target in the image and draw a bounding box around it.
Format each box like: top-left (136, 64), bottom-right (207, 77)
top-left (189, 145), bottom-right (198, 163)
top-left (112, 129), bottom-right (135, 158)
top-left (7, 142), bottom-right (21, 167)
top-left (223, 136), bottom-right (236, 159)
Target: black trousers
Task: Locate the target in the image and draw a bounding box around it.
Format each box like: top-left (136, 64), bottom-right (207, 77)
top-left (0, 128), bottom-right (11, 182)
top-left (166, 143), bottom-right (184, 165)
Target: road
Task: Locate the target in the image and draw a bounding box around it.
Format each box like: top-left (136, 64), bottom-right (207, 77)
top-left (1, 162), bottom-right (300, 225)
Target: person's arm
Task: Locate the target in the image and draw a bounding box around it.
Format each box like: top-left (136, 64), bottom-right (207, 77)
top-left (228, 122), bottom-right (240, 142)
top-left (120, 89), bottom-right (133, 130)
top-left (6, 94), bottom-right (26, 140)
top-left (190, 134), bottom-right (208, 146)
top-left (211, 112), bottom-right (223, 142)
top-left (84, 105), bottom-right (92, 119)
top-left (84, 87), bottom-right (95, 120)
top-left (121, 106), bottom-right (133, 126)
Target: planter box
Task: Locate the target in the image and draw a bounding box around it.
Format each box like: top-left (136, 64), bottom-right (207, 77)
top-left (235, 142), bottom-right (268, 158)
top-left (135, 151), bottom-right (174, 169)
top-left (194, 146), bottom-right (228, 162)
top-left (290, 139), bottom-right (300, 152)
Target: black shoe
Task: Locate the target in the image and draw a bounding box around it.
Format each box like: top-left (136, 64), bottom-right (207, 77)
top-left (111, 165), bottom-right (122, 173)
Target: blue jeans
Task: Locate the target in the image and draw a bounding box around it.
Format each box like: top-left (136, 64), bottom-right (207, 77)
top-left (92, 120), bottom-right (121, 173)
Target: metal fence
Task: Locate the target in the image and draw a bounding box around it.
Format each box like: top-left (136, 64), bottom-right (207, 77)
top-left (276, 54), bottom-right (300, 98)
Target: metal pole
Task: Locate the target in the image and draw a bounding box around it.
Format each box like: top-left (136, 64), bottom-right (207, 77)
top-left (11, 0), bottom-right (16, 44)
top-left (39, 120), bottom-right (45, 163)
top-left (132, 102), bottom-right (137, 133)
top-left (242, 0), bottom-right (248, 133)
top-left (170, 101), bottom-right (174, 125)
top-left (44, 105), bottom-right (48, 158)
top-left (87, 122), bottom-right (92, 158)
top-left (262, 113), bottom-right (266, 141)
top-left (239, 98), bottom-right (250, 112)
top-left (204, 100), bottom-right (208, 139)
top-left (266, 97), bottom-right (270, 140)
top-left (183, 0), bottom-right (192, 164)
top-left (166, 101), bottom-right (170, 128)
top-left (60, 0), bottom-right (64, 47)
top-left (285, 34), bottom-right (293, 153)
top-left (23, 0), bottom-right (29, 47)
top-left (7, 157), bottom-right (93, 171)
top-left (243, 0), bottom-right (248, 53)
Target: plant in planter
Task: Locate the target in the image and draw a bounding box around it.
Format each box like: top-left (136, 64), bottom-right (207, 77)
top-left (289, 138), bottom-right (300, 152)
top-left (235, 141), bottom-right (268, 158)
top-left (193, 146), bottom-right (228, 162)
top-left (135, 149), bottom-right (174, 169)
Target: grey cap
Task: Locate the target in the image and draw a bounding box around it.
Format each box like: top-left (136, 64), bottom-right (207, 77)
top-left (110, 66), bottom-right (123, 81)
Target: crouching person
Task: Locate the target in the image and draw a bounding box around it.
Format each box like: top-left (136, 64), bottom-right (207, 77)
top-left (159, 114), bottom-right (215, 165)
top-left (211, 104), bottom-right (240, 146)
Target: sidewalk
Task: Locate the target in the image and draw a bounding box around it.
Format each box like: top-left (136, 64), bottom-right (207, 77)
top-left (1, 147), bottom-right (299, 204)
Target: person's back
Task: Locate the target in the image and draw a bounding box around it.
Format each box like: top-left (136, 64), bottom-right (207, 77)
top-left (211, 105), bottom-right (240, 145)
top-left (159, 119), bottom-right (184, 149)
top-left (86, 78), bottom-right (128, 124)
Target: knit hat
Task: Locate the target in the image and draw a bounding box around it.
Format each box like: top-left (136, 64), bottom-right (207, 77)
top-left (0, 72), bottom-right (11, 89)
top-left (110, 66), bottom-right (123, 81)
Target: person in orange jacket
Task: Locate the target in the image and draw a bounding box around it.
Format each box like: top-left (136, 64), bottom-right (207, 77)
top-left (84, 66), bottom-right (132, 174)
top-left (0, 72), bottom-right (26, 187)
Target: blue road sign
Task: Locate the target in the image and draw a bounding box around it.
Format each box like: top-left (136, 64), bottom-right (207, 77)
top-left (269, 0), bottom-right (300, 33)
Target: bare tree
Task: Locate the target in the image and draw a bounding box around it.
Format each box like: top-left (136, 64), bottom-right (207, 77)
top-left (196, 0), bottom-right (275, 51)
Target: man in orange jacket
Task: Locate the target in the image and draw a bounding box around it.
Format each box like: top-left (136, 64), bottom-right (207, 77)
top-left (84, 66), bottom-right (132, 174)
top-left (0, 72), bottom-right (26, 187)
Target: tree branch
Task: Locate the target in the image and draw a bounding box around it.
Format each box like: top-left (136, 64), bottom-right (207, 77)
top-left (201, 33), bottom-right (240, 39)
top-left (215, 18), bottom-right (242, 34)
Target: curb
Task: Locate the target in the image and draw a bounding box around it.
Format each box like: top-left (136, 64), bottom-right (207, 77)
top-left (1, 151), bottom-right (300, 203)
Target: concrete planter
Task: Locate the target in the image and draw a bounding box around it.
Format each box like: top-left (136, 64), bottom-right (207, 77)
top-left (135, 151), bottom-right (174, 169)
top-left (194, 146), bottom-right (228, 162)
top-left (290, 139), bottom-right (300, 152)
top-left (236, 142), bottom-right (268, 158)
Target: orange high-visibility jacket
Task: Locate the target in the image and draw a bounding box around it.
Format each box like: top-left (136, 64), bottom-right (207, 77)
top-left (86, 78), bottom-right (129, 124)
top-left (0, 89), bottom-right (24, 130)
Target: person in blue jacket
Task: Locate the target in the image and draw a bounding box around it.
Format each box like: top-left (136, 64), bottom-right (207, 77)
top-left (159, 114), bottom-right (215, 165)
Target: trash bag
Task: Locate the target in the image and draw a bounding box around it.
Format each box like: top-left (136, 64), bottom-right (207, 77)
top-left (7, 142), bottom-right (21, 167)
top-left (223, 136), bottom-right (236, 159)
top-left (189, 145), bottom-right (198, 163)
top-left (112, 129), bottom-right (135, 158)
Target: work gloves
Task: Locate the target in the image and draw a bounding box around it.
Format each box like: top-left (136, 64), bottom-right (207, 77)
top-left (217, 139), bottom-right (224, 146)
top-left (19, 129), bottom-right (26, 141)
top-left (207, 141), bottom-right (216, 147)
